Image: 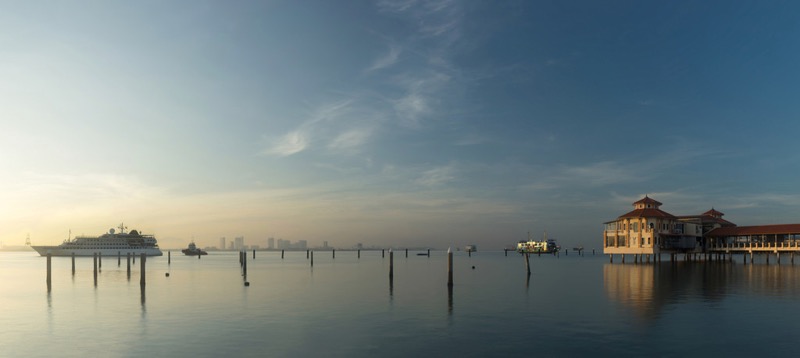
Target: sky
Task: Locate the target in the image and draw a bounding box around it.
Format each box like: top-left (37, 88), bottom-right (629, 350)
top-left (2, 0), bottom-right (800, 250)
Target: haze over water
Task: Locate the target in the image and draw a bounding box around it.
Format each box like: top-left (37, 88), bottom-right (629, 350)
top-left (2, 250), bottom-right (799, 357)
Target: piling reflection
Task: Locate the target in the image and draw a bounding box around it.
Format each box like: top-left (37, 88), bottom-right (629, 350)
top-left (447, 285), bottom-right (453, 314)
top-left (604, 261), bottom-right (800, 322)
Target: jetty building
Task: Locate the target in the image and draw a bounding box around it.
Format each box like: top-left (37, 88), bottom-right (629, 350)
top-left (603, 196), bottom-right (800, 262)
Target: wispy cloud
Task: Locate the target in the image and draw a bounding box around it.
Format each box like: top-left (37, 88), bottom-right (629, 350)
top-left (366, 45), bottom-right (402, 72)
top-left (416, 164), bottom-right (456, 186)
top-left (329, 127), bottom-right (373, 151)
top-left (261, 130), bottom-right (308, 156)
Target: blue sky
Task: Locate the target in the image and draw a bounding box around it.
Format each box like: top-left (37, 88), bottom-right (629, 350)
top-left (2, 1), bottom-right (800, 250)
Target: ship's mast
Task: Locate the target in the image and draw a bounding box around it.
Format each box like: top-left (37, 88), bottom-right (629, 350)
top-left (118, 223), bottom-right (127, 234)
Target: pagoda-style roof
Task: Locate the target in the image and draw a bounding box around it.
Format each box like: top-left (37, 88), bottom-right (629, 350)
top-left (633, 196), bottom-right (662, 207)
top-left (702, 208), bottom-right (725, 218)
top-left (618, 208), bottom-right (676, 219)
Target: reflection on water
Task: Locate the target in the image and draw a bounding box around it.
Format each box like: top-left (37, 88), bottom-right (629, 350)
top-left (604, 261), bottom-right (800, 321)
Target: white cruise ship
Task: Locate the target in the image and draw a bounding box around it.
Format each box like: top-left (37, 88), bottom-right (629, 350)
top-left (32, 224), bottom-right (163, 257)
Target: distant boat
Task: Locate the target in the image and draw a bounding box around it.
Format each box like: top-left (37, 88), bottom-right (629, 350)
top-left (31, 223), bottom-right (163, 257)
top-left (465, 245), bottom-right (477, 252)
top-left (573, 246), bottom-right (584, 252)
top-left (516, 231), bottom-right (559, 254)
top-left (181, 241), bottom-right (207, 256)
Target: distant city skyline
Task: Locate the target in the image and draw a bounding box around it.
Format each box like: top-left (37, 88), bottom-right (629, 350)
top-left (3, 1), bottom-right (800, 250)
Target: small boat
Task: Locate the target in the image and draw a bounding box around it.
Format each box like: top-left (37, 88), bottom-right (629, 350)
top-left (465, 245), bottom-right (477, 252)
top-left (516, 231), bottom-right (559, 254)
top-left (182, 241), bottom-right (207, 256)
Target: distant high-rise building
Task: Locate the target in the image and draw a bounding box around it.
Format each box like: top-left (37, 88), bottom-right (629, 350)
top-left (234, 236), bottom-right (244, 250)
top-left (297, 240), bottom-right (307, 249)
top-left (229, 242), bottom-right (234, 250)
top-left (220, 237), bottom-right (226, 251)
top-left (323, 241), bottom-right (329, 248)
top-left (268, 237), bottom-right (275, 250)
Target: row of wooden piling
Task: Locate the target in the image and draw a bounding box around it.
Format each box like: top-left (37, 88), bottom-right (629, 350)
top-left (46, 252), bottom-right (147, 292)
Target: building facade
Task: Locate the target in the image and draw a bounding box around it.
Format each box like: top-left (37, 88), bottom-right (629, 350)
top-left (603, 196), bottom-right (734, 255)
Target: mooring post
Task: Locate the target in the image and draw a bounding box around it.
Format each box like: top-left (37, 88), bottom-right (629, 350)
top-left (127, 253), bottom-right (131, 277)
top-left (71, 252), bottom-right (75, 275)
top-left (382, 249), bottom-right (385, 258)
top-left (447, 248), bottom-right (453, 287)
top-left (46, 253), bottom-right (52, 292)
top-left (333, 249), bottom-right (335, 259)
top-left (310, 251), bottom-right (314, 267)
top-left (767, 253), bottom-right (770, 265)
top-left (504, 248), bottom-right (508, 257)
top-left (622, 254), bottom-right (625, 264)
top-left (609, 254), bottom-right (613, 263)
top-left (358, 249), bottom-right (360, 259)
top-left (777, 252), bottom-right (781, 265)
top-left (243, 251), bottom-right (247, 276)
top-left (98, 252), bottom-right (102, 271)
top-left (140, 253), bottom-right (146, 286)
top-left (133, 252), bottom-right (136, 264)
top-left (792, 252), bottom-right (795, 265)
top-left (118, 251), bottom-right (121, 266)
top-left (427, 249), bottom-right (430, 257)
top-left (253, 249), bottom-right (256, 259)
top-left (389, 249), bottom-right (394, 279)
top-left (281, 249), bottom-right (285, 259)
top-left (307, 249), bottom-right (309, 259)
top-left (405, 248), bottom-right (408, 258)
top-left (168, 251), bottom-right (171, 265)
top-left (93, 252), bottom-right (98, 286)
top-left (524, 252), bottom-right (531, 275)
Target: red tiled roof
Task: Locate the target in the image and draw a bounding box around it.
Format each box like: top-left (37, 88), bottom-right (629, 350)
top-left (633, 196), bottom-right (662, 206)
top-left (702, 208), bottom-right (725, 217)
top-left (618, 208), bottom-right (676, 219)
top-left (676, 214), bottom-right (737, 227)
top-left (706, 224), bottom-right (800, 237)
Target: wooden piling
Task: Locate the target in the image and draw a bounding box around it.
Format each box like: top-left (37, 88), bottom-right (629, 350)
top-left (243, 251), bottom-right (247, 276)
top-left (99, 252), bottom-right (102, 271)
top-left (427, 249), bottom-right (430, 256)
top-left (767, 253), bottom-right (770, 264)
top-left (447, 248), bottom-right (453, 287)
top-left (72, 252), bottom-right (75, 275)
top-left (133, 252), bottom-right (136, 264)
top-left (358, 249), bottom-right (360, 259)
top-left (118, 251), bottom-right (121, 266)
top-left (504, 249), bottom-right (508, 257)
top-left (168, 251), bottom-right (171, 265)
top-left (382, 249), bottom-right (385, 258)
top-left (405, 248), bottom-right (408, 258)
top-left (389, 249), bottom-right (394, 279)
top-left (307, 249), bottom-right (309, 259)
top-left (333, 249), bottom-right (335, 259)
top-left (46, 253), bottom-right (52, 292)
top-left (253, 249), bottom-right (256, 259)
top-left (127, 253), bottom-right (131, 277)
top-left (311, 251), bottom-right (314, 267)
top-left (140, 253), bottom-right (146, 286)
top-left (93, 253), bottom-right (98, 286)
top-left (281, 249), bottom-right (285, 259)
top-left (609, 254), bottom-right (613, 263)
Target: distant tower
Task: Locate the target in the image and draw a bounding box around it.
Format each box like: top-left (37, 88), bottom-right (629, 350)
top-left (268, 237), bottom-right (275, 250)
top-left (234, 236), bottom-right (244, 250)
top-left (220, 237), bottom-right (226, 251)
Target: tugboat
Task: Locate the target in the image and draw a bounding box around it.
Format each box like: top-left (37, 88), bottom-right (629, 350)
top-left (182, 241), bottom-right (207, 256)
top-left (516, 231), bottom-right (559, 254)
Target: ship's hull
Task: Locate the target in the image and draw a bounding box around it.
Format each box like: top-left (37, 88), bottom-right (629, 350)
top-left (31, 246), bottom-right (163, 257)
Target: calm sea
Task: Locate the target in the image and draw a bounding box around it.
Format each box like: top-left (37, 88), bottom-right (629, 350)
top-left (2, 249), bottom-right (799, 357)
